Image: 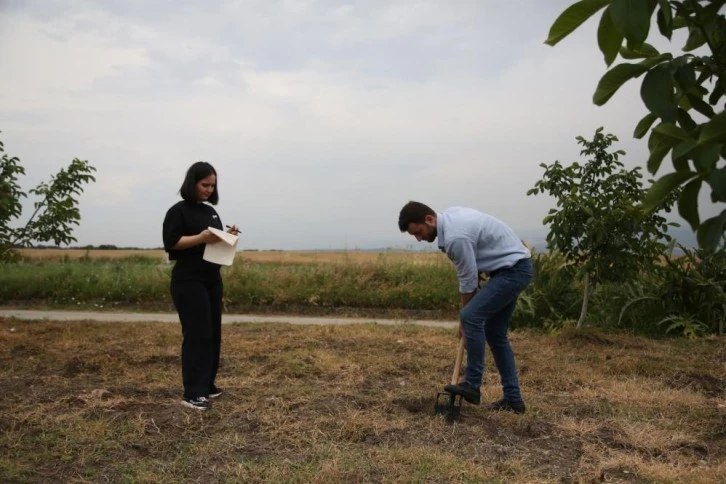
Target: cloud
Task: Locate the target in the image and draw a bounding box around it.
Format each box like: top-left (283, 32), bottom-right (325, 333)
top-left (0, 0), bottom-right (721, 249)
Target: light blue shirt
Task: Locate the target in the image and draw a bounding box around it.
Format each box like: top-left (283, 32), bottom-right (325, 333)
top-left (436, 207), bottom-right (530, 294)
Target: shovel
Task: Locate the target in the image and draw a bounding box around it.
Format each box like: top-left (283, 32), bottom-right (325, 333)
top-left (434, 337), bottom-right (466, 422)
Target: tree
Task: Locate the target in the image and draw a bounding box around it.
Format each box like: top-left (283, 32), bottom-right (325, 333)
top-left (0, 133), bottom-right (96, 261)
top-left (546, 0), bottom-right (726, 252)
top-left (527, 128), bottom-right (677, 328)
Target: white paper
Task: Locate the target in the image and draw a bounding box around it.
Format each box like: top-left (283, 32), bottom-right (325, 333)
top-left (202, 226), bottom-right (239, 266)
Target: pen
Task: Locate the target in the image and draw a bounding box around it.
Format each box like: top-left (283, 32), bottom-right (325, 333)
top-left (225, 225), bottom-right (241, 233)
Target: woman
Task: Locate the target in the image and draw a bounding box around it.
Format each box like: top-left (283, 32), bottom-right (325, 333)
top-left (162, 162), bottom-right (239, 410)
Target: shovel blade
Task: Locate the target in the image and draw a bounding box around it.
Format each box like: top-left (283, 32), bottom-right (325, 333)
top-left (434, 391), bottom-right (461, 422)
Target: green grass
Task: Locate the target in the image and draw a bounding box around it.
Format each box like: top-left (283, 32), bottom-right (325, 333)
top-left (1, 249), bottom-right (725, 336)
top-left (0, 255), bottom-right (461, 317)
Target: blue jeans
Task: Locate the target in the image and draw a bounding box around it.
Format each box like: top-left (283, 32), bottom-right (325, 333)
top-left (459, 257), bottom-right (533, 402)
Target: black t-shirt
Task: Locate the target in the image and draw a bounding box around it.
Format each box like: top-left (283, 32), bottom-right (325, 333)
top-left (162, 200), bottom-right (224, 281)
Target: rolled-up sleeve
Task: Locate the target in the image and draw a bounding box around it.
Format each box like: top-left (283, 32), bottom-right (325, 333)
top-left (162, 205), bottom-right (183, 251)
top-left (447, 237), bottom-right (479, 293)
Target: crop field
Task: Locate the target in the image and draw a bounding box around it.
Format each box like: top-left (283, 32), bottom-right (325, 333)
top-left (1, 317), bottom-right (724, 482)
top-left (4, 247), bottom-right (725, 338)
top-left (3, 249), bottom-right (460, 320)
top-left (15, 248), bottom-right (446, 265)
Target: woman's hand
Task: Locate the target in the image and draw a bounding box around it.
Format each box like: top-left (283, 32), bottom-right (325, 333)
top-left (198, 229), bottom-right (221, 244)
top-left (226, 225), bottom-right (240, 235)
top-left (171, 231), bottom-right (220, 250)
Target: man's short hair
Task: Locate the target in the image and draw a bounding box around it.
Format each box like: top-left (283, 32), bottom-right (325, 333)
top-left (398, 201), bottom-right (435, 232)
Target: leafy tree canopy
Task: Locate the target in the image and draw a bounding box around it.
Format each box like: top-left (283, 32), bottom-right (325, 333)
top-left (546, 0), bottom-right (726, 251)
top-left (0, 133), bottom-right (96, 261)
top-left (528, 128), bottom-right (678, 327)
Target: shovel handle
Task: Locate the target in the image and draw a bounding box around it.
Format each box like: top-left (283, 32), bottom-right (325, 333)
top-left (450, 337), bottom-right (466, 385)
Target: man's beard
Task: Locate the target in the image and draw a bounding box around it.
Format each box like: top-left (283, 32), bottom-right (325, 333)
top-left (427, 226), bottom-right (437, 242)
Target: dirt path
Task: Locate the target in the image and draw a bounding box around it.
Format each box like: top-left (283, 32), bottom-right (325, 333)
top-left (0, 308), bottom-right (457, 328)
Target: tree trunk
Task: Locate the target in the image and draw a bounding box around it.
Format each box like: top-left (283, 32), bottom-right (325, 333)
top-left (576, 273), bottom-right (593, 330)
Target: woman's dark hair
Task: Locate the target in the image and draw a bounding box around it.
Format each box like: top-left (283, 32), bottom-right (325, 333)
top-left (179, 161), bottom-right (219, 205)
top-left (398, 201), bottom-right (435, 231)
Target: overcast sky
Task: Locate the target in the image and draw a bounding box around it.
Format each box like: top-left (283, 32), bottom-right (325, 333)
top-left (0, 0), bottom-right (719, 250)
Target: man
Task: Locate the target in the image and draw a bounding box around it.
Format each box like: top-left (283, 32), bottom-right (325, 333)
top-left (398, 201), bottom-right (533, 414)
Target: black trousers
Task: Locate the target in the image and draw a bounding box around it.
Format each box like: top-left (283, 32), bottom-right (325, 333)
top-left (170, 278), bottom-right (223, 399)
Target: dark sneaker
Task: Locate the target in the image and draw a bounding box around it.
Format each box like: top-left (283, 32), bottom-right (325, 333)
top-left (443, 381), bottom-right (481, 405)
top-left (485, 398), bottom-right (526, 414)
top-left (181, 396), bottom-right (211, 410)
top-left (209, 386), bottom-right (223, 399)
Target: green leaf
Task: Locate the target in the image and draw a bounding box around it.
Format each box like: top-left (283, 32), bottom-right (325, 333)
top-left (656, 0), bottom-right (673, 39)
top-left (678, 178), bottom-right (701, 230)
top-left (653, 122), bottom-right (690, 141)
top-left (619, 42), bottom-right (660, 59)
top-left (686, 94), bottom-right (716, 118)
top-left (545, 0), bottom-right (611, 46)
top-left (673, 64), bottom-right (697, 91)
top-left (598, 5), bottom-right (624, 66)
top-left (641, 64), bottom-right (676, 121)
top-left (673, 157), bottom-right (690, 172)
top-left (642, 171), bottom-right (698, 213)
top-left (610, 0), bottom-right (651, 49)
top-left (693, 144), bottom-right (721, 172)
top-left (683, 26), bottom-right (707, 52)
top-left (672, 15), bottom-right (688, 29)
top-left (672, 138), bottom-right (697, 162)
top-left (708, 168), bottom-right (726, 203)
top-left (702, 0), bottom-right (726, 20)
top-left (709, 84), bottom-right (724, 105)
top-left (647, 129), bottom-right (680, 174)
top-left (697, 111), bottom-right (726, 146)
top-left (676, 108), bottom-right (697, 133)
top-left (697, 211), bottom-right (726, 251)
top-left (633, 112), bottom-right (658, 139)
top-left (593, 54), bottom-right (672, 105)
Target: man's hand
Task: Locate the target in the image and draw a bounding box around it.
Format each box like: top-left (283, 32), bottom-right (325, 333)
top-left (460, 291), bottom-right (475, 307)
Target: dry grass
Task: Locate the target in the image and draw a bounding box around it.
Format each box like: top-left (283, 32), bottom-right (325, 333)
top-left (16, 248), bottom-right (446, 265)
top-left (1, 318), bottom-right (724, 483)
top-left (15, 248), bottom-right (168, 261)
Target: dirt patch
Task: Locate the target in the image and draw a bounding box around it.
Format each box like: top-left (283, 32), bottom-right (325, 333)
top-left (664, 372), bottom-right (725, 398)
top-left (63, 357), bottom-right (102, 377)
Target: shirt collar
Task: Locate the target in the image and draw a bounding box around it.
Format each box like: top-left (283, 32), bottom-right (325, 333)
top-left (436, 213), bottom-right (445, 252)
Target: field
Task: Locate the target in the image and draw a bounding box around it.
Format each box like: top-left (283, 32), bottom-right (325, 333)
top-left (1, 317), bottom-right (724, 483)
top-left (14, 248), bottom-right (446, 265)
top-left (4, 247), bottom-right (726, 338)
top-left (3, 249), bottom-right (461, 321)
top-left (2, 248), bottom-right (725, 481)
